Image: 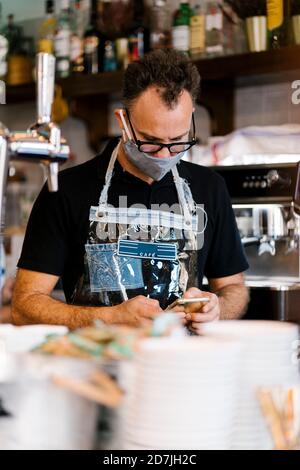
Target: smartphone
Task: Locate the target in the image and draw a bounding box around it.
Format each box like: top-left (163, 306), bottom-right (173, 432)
top-left (165, 297), bottom-right (210, 311)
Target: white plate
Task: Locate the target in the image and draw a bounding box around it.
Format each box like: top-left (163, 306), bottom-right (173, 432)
top-left (0, 325), bottom-right (68, 353)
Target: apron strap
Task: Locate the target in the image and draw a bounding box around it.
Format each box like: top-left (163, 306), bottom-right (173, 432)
top-left (172, 165), bottom-right (193, 228)
top-left (98, 142), bottom-right (120, 209)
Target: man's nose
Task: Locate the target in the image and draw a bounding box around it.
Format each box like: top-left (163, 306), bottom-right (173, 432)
top-left (153, 146), bottom-right (171, 158)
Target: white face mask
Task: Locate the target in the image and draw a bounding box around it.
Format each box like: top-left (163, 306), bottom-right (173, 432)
top-left (119, 110), bottom-right (186, 181)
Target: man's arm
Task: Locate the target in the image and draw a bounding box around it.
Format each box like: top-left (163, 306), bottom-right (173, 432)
top-left (12, 268), bottom-right (162, 329)
top-left (181, 273), bottom-right (249, 333)
top-left (209, 273), bottom-right (250, 320)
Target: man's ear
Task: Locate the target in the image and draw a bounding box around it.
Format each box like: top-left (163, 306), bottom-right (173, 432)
top-left (114, 108), bottom-right (133, 140)
top-left (114, 108), bottom-right (124, 131)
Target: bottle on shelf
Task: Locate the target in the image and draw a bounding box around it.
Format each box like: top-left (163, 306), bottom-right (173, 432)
top-left (221, 2), bottom-right (247, 55)
top-left (128, 0), bottom-right (148, 61)
top-left (70, 0), bottom-right (84, 73)
top-left (2, 14), bottom-right (33, 86)
top-left (115, 37), bottom-right (129, 70)
top-left (38, 0), bottom-right (56, 54)
top-left (205, 1), bottom-right (224, 56)
top-left (103, 39), bottom-right (117, 71)
top-left (267, 0), bottom-right (292, 48)
top-left (54, 0), bottom-right (71, 78)
top-left (189, 3), bottom-right (205, 56)
top-left (98, 0), bottom-right (134, 40)
top-left (83, 0), bottom-right (103, 74)
top-left (128, 29), bottom-right (144, 62)
top-left (0, 3), bottom-right (8, 80)
top-left (2, 14), bottom-right (23, 55)
top-left (149, 0), bottom-right (171, 50)
top-left (171, 1), bottom-right (192, 54)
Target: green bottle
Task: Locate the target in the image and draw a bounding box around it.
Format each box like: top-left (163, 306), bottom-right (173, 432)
top-left (2, 14), bottom-right (23, 55)
top-left (267, 0), bottom-right (292, 48)
top-left (171, 1), bottom-right (192, 53)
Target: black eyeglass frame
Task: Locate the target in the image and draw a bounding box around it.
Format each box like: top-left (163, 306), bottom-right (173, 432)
top-left (125, 109), bottom-right (198, 155)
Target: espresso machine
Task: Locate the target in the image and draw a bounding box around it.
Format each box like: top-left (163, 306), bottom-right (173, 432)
top-left (215, 159), bottom-right (300, 322)
top-left (0, 53), bottom-right (70, 305)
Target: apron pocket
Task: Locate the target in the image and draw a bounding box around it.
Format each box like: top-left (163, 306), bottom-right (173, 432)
top-left (85, 243), bottom-right (144, 292)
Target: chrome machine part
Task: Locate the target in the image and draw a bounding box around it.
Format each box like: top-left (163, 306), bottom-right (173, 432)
top-left (214, 160), bottom-right (300, 321)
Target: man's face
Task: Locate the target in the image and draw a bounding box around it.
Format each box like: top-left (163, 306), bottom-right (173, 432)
top-left (119, 86), bottom-right (194, 158)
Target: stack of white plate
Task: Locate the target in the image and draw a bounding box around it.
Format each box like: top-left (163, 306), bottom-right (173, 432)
top-left (0, 324), bottom-right (68, 354)
top-left (0, 324), bottom-right (68, 382)
top-left (202, 320), bottom-right (300, 450)
top-left (0, 324), bottom-right (99, 450)
top-left (120, 336), bottom-right (242, 450)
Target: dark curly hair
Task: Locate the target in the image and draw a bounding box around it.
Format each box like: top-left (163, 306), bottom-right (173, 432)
top-left (122, 49), bottom-right (201, 110)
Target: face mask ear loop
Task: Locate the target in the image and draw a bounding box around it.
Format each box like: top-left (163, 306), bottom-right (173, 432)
top-left (120, 110), bottom-right (133, 141)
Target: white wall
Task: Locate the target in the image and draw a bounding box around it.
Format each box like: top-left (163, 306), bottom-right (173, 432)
top-left (235, 78), bottom-right (300, 129)
top-left (1, 0), bottom-right (44, 22)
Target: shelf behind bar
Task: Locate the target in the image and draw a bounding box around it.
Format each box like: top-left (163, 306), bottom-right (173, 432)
top-left (193, 45), bottom-right (300, 81)
top-left (6, 82), bottom-right (36, 104)
top-left (58, 70), bottom-right (124, 98)
top-left (5, 46), bottom-right (300, 104)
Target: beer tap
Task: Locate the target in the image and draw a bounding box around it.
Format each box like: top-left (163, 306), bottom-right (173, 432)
top-left (0, 52), bottom-right (70, 304)
top-left (8, 53), bottom-right (69, 191)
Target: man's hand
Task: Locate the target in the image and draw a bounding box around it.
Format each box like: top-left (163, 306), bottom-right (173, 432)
top-left (182, 287), bottom-right (220, 334)
top-left (112, 295), bottom-right (163, 327)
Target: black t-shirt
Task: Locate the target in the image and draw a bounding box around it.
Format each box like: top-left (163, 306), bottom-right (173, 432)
top-left (18, 138), bottom-right (249, 302)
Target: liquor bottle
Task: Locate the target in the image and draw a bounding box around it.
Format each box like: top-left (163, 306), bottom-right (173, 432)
top-left (83, 0), bottom-right (103, 74)
top-left (54, 0), bottom-right (71, 78)
top-left (171, 1), bottom-right (192, 54)
top-left (37, 0), bottom-right (56, 53)
top-left (115, 37), bottom-right (129, 69)
top-left (128, 0), bottom-right (148, 61)
top-left (149, 0), bottom-right (171, 50)
top-left (2, 14), bottom-right (23, 55)
top-left (70, 0), bottom-right (84, 73)
top-left (0, 3), bottom-right (8, 79)
top-left (189, 3), bottom-right (205, 56)
top-left (267, 0), bottom-right (292, 48)
top-left (2, 15), bottom-right (33, 86)
top-left (205, 1), bottom-right (223, 56)
top-left (103, 40), bottom-right (117, 71)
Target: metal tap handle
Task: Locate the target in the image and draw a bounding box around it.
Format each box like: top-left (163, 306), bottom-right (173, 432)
top-left (36, 53), bottom-right (56, 124)
top-left (46, 162), bottom-right (59, 193)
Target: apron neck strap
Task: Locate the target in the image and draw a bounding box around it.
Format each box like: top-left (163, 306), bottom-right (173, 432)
top-left (172, 165), bottom-right (193, 227)
top-left (98, 141), bottom-right (120, 208)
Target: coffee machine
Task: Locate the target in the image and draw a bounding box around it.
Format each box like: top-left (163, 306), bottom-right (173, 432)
top-left (215, 158), bottom-right (300, 322)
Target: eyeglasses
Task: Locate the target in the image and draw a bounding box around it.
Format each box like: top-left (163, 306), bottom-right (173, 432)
top-left (125, 109), bottom-right (198, 155)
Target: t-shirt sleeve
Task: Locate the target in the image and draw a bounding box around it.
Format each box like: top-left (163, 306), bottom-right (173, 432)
top-left (17, 183), bottom-right (70, 276)
top-left (204, 174), bottom-right (249, 279)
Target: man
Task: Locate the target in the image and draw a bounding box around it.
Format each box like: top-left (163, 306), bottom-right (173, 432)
top-left (12, 50), bottom-right (249, 333)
